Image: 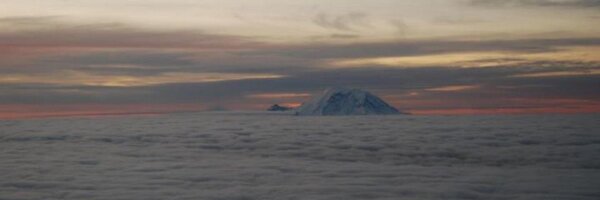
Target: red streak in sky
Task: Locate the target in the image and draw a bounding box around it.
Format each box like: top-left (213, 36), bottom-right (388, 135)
top-left (1, 98), bottom-right (599, 120)
top-left (0, 104), bottom-right (206, 120)
top-left (407, 105), bottom-right (600, 115)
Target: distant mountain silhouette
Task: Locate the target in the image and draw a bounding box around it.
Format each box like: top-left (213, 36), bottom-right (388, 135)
top-left (267, 104), bottom-right (293, 111)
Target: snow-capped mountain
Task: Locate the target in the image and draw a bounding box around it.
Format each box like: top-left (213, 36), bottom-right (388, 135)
top-left (295, 87), bottom-right (403, 116)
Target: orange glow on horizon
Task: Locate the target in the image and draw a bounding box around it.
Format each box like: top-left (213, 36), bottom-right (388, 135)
top-left (1, 98), bottom-right (599, 120)
top-left (425, 85), bottom-right (481, 92)
top-left (408, 106), bottom-right (600, 115)
top-left (0, 104), bottom-right (207, 120)
top-left (0, 71), bottom-right (285, 87)
top-left (246, 93), bottom-right (311, 99)
top-left (279, 102), bottom-right (302, 108)
top-left (390, 97), bottom-right (600, 115)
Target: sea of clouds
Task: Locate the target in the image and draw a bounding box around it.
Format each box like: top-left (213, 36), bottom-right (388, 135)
top-left (1, 112), bottom-right (599, 200)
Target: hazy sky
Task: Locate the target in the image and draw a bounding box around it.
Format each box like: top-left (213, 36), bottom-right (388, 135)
top-left (1, 0), bottom-right (599, 118)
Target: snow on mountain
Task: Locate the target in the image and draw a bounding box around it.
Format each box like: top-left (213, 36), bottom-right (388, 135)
top-left (296, 87), bottom-right (403, 116)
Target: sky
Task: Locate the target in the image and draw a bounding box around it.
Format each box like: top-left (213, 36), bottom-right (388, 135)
top-left (1, 0), bottom-right (599, 118)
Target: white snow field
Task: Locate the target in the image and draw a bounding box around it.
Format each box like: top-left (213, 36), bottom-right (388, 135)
top-left (1, 112), bottom-right (599, 200)
top-left (296, 87), bottom-right (401, 116)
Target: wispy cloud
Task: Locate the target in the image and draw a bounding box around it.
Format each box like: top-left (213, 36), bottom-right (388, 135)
top-left (431, 16), bottom-right (487, 25)
top-left (0, 15), bottom-right (62, 26)
top-left (258, 37), bottom-right (600, 59)
top-left (425, 85), bottom-right (481, 92)
top-left (0, 16), bottom-right (259, 50)
top-left (511, 69), bottom-right (600, 77)
top-left (313, 12), bottom-right (371, 31)
top-left (0, 12), bottom-right (599, 115)
top-left (0, 71), bottom-right (284, 87)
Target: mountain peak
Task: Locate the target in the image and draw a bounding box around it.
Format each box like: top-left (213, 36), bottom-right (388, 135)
top-left (296, 88), bottom-right (403, 116)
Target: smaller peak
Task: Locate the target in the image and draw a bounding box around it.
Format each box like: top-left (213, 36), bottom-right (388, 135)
top-left (267, 104), bottom-right (292, 111)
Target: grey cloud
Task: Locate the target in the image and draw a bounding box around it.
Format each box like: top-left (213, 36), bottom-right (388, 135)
top-left (389, 19), bottom-right (409, 35)
top-left (0, 84), bottom-right (148, 104)
top-left (313, 12), bottom-right (370, 31)
top-left (55, 51), bottom-right (194, 67)
top-left (0, 16), bottom-right (63, 27)
top-left (2, 62), bottom-right (598, 109)
top-left (257, 37), bottom-right (600, 59)
top-left (493, 73), bottom-right (600, 99)
top-left (432, 17), bottom-right (487, 25)
top-left (328, 34), bottom-right (361, 39)
top-left (14, 35), bottom-right (598, 75)
top-left (32, 50), bottom-right (313, 76)
top-left (0, 17), bottom-right (260, 49)
top-left (0, 29), bottom-right (255, 49)
top-left (42, 51), bottom-right (197, 76)
top-left (0, 17), bottom-right (310, 77)
top-left (307, 34), bottom-right (361, 41)
top-left (3, 15), bottom-right (599, 76)
top-left (1, 15), bottom-right (599, 112)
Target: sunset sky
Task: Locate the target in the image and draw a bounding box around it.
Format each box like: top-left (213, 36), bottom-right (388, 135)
top-left (1, 0), bottom-right (599, 118)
